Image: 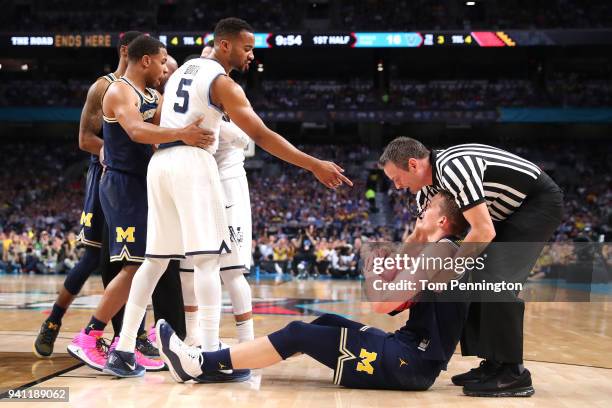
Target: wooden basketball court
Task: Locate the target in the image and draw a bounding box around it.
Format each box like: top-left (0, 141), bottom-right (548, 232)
top-left (1, 274), bottom-right (610, 407)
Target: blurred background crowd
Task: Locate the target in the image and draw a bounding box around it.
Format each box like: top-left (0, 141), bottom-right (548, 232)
top-left (1, 142), bottom-right (609, 277)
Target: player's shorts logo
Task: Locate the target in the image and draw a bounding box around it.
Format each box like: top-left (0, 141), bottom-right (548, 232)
top-left (80, 212), bottom-right (93, 227)
top-left (356, 348), bottom-right (377, 375)
top-left (116, 227), bottom-right (136, 243)
top-left (229, 226), bottom-right (243, 245)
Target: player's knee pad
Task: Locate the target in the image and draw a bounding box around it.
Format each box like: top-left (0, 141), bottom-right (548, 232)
top-left (221, 269), bottom-right (252, 315)
top-left (63, 246), bottom-right (101, 295)
top-left (180, 271), bottom-right (196, 307)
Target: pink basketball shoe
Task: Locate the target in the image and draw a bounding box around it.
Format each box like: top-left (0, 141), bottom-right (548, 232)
top-left (67, 329), bottom-right (108, 371)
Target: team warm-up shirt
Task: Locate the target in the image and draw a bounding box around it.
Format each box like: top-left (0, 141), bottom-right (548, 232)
top-left (417, 144), bottom-right (541, 221)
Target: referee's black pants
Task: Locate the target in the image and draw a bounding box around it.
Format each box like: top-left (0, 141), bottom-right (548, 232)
top-left (460, 171), bottom-right (563, 364)
top-left (99, 226), bottom-right (186, 339)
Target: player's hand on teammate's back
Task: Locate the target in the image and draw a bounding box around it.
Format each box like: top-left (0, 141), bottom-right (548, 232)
top-left (311, 160), bottom-right (353, 189)
top-left (178, 117), bottom-right (215, 149)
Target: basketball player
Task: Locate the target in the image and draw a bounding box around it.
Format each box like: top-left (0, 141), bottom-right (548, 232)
top-left (179, 41), bottom-right (254, 348)
top-left (67, 35), bottom-right (213, 373)
top-left (158, 192), bottom-right (470, 390)
top-left (33, 31), bottom-right (144, 358)
top-left (105, 18), bottom-right (351, 379)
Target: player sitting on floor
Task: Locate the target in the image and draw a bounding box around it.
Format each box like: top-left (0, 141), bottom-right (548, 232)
top-left (156, 191), bottom-right (471, 390)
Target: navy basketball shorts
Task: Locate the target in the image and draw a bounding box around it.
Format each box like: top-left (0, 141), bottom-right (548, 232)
top-left (76, 162), bottom-right (105, 248)
top-left (337, 328), bottom-right (440, 390)
top-left (269, 314), bottom-right (441, 391)
top-left (99, 170), bottom-right (147, 264)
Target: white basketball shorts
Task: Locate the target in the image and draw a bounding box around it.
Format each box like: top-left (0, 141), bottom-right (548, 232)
top-left (144, 146), bottom-right (231, 259)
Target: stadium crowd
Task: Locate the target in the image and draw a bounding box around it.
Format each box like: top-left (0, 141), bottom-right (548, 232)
top-left (3, 78), bottom-right (612, 109)
top-left (1, 142), bottom-right (608, 277)
top-left (2, 0), bottom-right (611, 31)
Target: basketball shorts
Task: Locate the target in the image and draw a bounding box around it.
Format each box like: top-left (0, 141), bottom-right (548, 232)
top-left (336, 328), bottom-right (440, 390)
top-left (219, 175), bottom-right (252, 272)
top-left (99, 169), bottom-right (147, 264)
top-left (145, 146), bottom-right (231, 259)
top-left (76, 161), bottom-right (105, 248)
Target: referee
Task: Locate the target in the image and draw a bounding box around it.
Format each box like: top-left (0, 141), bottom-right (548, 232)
top-left (378, 137), bottom-right (563, 397)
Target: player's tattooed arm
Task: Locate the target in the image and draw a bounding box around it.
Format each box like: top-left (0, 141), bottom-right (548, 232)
top-left (212, 75), bottom-right (353, 189)
top-left (78, 79), bottom-right (107, 156)
top-left (103, 82), bottom-right (213, 147)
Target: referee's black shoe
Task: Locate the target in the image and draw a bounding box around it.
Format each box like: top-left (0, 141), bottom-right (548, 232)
top-left (451, 359), bottom-right (501, 386)
top-left (463, 366), bottom-right (535, 397)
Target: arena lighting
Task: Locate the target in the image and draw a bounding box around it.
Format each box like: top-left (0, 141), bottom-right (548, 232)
top-left (377, 62), bottom-right (384, 72)
top-left (21, 63), bottom-right (28, 71)
top-left (466, 1), bottom-right (476, 5)
top-left (257, 63), bottom-right (264, 72)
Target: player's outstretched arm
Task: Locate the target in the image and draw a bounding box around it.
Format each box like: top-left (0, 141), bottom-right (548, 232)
top-left (78, 79), bottom-right (106, 156)
top-left (212, 76), bottom-right (353, 189)
top-left (103, 82), bottom-right (214, 148)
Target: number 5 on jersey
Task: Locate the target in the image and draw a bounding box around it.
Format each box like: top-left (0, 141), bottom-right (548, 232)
top-left (173, 78), bottom-right (192, 113)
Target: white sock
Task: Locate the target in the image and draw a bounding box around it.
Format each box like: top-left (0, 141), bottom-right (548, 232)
top-left (116, 258), bottom-right (168, 352)
top-left (236, 318), bottom-right (254, 343)
top-left (184, 311), bottom-right (201, 345)
top-left (198, 305), bottom-right (220, 351)
top-left (193, 255), bottom-right (221, 352)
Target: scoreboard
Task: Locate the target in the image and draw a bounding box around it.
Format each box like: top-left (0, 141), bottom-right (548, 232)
top-left (3, 30), bottom-right (612, 48)
top-left (157, 31), bottom-right (515, 48)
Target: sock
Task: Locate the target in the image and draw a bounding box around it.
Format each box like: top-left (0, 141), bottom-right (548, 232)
top-left (236, 318), bottom-right (254, 343)
top-left (199, 305), bottom-right (221, 352)
top-left (116, 304), bottom-right (146, 352)
top-left (47, 303), bottom-right (66, 325)
top-left (192, 255), bottom-right (221, 352)
top-left (185, 311), bottom-right (200, 342)
top-left (201, 348), bottom-right (232, 372)
top-left (516, 363), bottom-right (525, 374)
top-left (116, 258), bottom-right (168, 353)
top-left (84, 316), bottom-right (106, 334)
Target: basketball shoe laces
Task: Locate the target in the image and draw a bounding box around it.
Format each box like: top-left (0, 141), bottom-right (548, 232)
top-left (95, 336), bottom-right (111, 360)
top-left (41, 322), bottom-right (59, 343)
top-left (178, 339), bottom-right (203, 368)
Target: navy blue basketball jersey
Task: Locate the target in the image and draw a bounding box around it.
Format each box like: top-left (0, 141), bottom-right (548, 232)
top-left (102, 77), bottom-right (159, 176)
top-left (90, 72), bottom-right (119, 165)
top-left (393, 236), bottom-right (469, 369)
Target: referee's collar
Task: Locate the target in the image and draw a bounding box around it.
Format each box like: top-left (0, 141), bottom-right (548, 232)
top-left (429, 149), bottom-right (439, 187)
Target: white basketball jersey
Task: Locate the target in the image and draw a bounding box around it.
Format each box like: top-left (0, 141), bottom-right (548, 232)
top-left (215, 120), bottom-right (251, 180)
top-left (160, 58), bottom-right (226, 155)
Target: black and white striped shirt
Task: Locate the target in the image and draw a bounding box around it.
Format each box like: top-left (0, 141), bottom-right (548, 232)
top-left (417, 144), bottom-right (541, 221)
